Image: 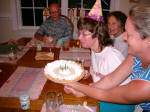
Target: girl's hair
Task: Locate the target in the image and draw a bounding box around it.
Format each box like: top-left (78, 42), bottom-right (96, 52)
top-left (107, 11), bottom-right (127, 32)
top-left (129, 3), bottom-right (150, 39)
top-left (77, 18), bottom-right (113, 47)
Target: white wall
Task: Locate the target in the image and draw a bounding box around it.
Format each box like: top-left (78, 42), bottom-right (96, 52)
top-left (119, 0), bottom-right (137, 15)
top-left (0, 0), bottom-right (26, 43)
top-left (0, 0), bottom-right (137, 43)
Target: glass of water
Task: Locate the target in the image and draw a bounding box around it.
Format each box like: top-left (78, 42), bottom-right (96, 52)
top-left (45, 91), bottom-right (63, 112)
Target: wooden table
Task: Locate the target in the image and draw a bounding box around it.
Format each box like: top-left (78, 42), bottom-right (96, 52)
top-left (0, 46), bottom-right (99, 112)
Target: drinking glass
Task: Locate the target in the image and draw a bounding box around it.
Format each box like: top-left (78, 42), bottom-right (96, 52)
top-left (8, 47), bottom-right (17, 60)
top-left (45, 91), bottom-right (63, 112)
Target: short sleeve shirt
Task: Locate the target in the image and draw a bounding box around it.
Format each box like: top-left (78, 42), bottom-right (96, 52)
top-left (132, 57), bottom-right (150, 111)
top-left (37, 16), bottom-right (73, 40)
top-left (91, 46), bottom-right (125, 82)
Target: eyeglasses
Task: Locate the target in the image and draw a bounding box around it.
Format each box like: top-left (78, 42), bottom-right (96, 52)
top-left (49, 10), bottom-right (59, 15)
top-left (79, 31), bottom-right (92, 37)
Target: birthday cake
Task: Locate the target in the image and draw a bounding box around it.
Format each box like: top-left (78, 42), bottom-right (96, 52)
top-left (44, 60), bottom-right (84, 83)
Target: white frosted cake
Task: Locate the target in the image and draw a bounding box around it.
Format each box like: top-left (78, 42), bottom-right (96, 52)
top-left (44, 60), bottom-right (84, 83)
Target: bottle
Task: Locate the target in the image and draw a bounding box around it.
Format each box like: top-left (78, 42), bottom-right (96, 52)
top-left (36, 43), bottom-right (42, 52)
top-left (8, 47), bottom-right (17, 60)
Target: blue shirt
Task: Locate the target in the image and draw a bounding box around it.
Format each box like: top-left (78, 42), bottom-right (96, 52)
top-left (132, 57), bottom-right (150, 111)
top-left (37, 16), bottom-right (73, 40)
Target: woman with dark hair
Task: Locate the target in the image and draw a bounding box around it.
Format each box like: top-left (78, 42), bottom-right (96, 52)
top-left (76, 18), bottom-right (126, 82)
top-left (107, 11), bottom-right (128, 57)
top-left (65, 18), bottom-right (132, 112)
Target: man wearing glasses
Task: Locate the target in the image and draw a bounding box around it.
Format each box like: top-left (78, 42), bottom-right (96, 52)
top-left (34, 3), bottom-right (73, 47)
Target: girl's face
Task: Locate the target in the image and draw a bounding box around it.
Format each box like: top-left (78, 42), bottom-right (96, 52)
top-left (78, 30), bottom-right (97, 49)
top-left (107, 16), bottom-right (123, 37)
top-left (123, 17), bottom-right (146, 57)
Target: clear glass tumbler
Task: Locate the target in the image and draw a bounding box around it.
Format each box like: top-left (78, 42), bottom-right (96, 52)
top-left (45, 91), bottom-right (63, 112)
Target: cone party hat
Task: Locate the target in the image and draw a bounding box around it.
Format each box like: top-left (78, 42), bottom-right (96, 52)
top-left (86, 0), bottom-right (104, 22)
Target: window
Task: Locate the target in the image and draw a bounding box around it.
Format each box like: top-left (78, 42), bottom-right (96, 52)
top-left (11, 0), bottom-right (114, 36)
top-left (68, 0), bottom-right (111, 22)
top-left (20, 0), bottom-right (61, 26)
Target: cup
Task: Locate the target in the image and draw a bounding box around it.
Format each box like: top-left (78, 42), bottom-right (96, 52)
top-left (36, 43), bottom-right (42, 52)
top-left (76, 40), bottom-right (81, 47)
top-left (19, 94), bottom-right (30, 110)
top-left (45, 91), bottom-right (63, 112)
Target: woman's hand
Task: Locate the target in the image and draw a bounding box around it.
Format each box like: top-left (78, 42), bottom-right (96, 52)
top-left (43, 36), bottom-right (58, 47)
top-left (64, 83), bottom-right (86, 97)
top-left (43, 36), bottom-right (53, 44)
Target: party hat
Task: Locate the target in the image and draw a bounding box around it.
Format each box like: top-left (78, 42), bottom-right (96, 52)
top-left (86, 0), bottom-right (104, 22)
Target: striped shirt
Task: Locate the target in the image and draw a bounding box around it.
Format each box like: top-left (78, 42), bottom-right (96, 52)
top-left (132, 57), bottom-right (150, 111)
top-left (37, 16), bottom-right (73, 40)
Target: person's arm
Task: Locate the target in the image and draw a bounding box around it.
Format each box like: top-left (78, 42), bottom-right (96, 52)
top-left (34, 32), bottom-right (53, 42)
top-left (34, 32), bottom-right (44, 41)
top-left (66, 55), bottom-right (150, 104)
top-left (34, 20), bottom-right (47, 41)
top-left (34, 19), bottom-right (56, 42)
top-left (34, 32), bottom-right (58, 46)
top-left (66, 55), bottom-right (150, 103)
top-left (67, 80), bottom-right (150, 104)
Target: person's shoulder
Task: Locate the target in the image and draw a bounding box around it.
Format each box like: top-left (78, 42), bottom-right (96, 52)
top-left (103, 46), bottom-right (121, 54)
top-left (97, 46), bottom-right (125, 73)
top-left (59, 16), bottom-right (70, 23)
top-left (103, 46), bottom-right (125, 60)
top-left (43, 17), bottom-right (52, 24)
top-left (115, 33), bottom-right (125, 41)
